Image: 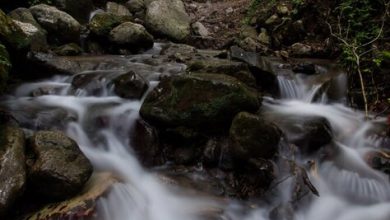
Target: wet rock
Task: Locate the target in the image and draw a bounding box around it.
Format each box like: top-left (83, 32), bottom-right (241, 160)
top-left (229, 46), bottom-right (277, 92)
top-left (229, 112), bottom-right (281, 160)
top-left (109, 22), bottom-right (154, 52)
top-left (140, 73), bottom-right (261, 133)
top-left (292, 62), bottom-right (316, 75)
top-left (0, 44), bottom-right (11, 93)
top-left (89, 12), bottom-right (132, 37)
top-left (21, 172), bottom-right (118, 220)
top-left (229, 158), bottom-right (276, 198)
top-left (52, 0), bottom-right (95, 24)
top-left (131, 119), bottom-right (161, 167)
top-left (365, 150), bottom-right (390, 176)
top-left (292, 117), bottom-right (332, 154)
top-left (186, 58), bottom-right (256, 87)
top-left (0, 113), bottom-right (26, 216)
top-left (53, 43), bottom-right (83, 56)
top-left (106, 1), bottom-right (132, 17)
top-left (202, 137), bottom-right (230, 167)
top-left (145, 0), bottom-right (191, 42)
top-left (0, 9), bottom-right (30, 50)
top-left (8, 8), bottom-right (44, 31)
top-left (26, 131), bottom-right (93, 200)
top-left (71, 71), bottom-right (113, 95)
top-left (269, 203), bottom-right (295, 220)
top-left (113, 71), bottom-right (149, 99)
top-left (30, 4), bottom-right (81, 44)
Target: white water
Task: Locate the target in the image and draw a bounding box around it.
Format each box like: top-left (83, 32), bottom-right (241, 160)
top-left (2, 49), bottom-right (390, 220)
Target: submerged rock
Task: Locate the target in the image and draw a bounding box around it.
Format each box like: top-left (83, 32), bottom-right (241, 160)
top-left (26, 131), bottom-right (93, 200)
top-left (229, 112), bottom-right (281, 160)
top-left (0, 112), bottom-right (26, 216)
top-left (145, 0), bottom-right (191, 42)
top-left (113, 70), bottom-right (149, 99)
top-left (30, 4), bottom-right (81, 44)
top-left (53, 43), bottom-right (83, 56)
top-left (140, 73), bottom-right (261, 133)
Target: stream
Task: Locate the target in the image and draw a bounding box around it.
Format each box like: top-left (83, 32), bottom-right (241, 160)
top-left (1, 44), bottom-right (390, 220)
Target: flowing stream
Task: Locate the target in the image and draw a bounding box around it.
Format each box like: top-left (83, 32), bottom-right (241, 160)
top-left (1, 46), bottom-right (390, 220)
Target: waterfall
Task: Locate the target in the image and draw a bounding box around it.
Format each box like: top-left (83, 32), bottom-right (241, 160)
top-left (2, 47), bottom-right (389, 220)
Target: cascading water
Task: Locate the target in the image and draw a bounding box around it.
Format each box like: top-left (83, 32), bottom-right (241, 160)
top-left (1, 47), bottom-right (389, 220)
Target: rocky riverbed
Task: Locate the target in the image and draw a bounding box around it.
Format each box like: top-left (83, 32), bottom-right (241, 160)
top-left (0, 0), bottom-right (389, 220)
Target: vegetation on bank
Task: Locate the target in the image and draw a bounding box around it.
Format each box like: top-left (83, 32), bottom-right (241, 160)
top-left (246, 0), bottom-right (390, 117)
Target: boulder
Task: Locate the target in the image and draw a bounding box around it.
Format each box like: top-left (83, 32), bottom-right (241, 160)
top-left (145, 0), bottom-right (191, 42)
top-left (52, 0), bottom-right (95, 24)
top-left (106, 1), bottom-right (132, 17)
top-left (26, 131), bottom-right (93, 200)
top-left (229, 112), bottom-right (281, 160)
top-left (0, 44), bottom-right (11, 93)
top-left (109, 22), bottom-right (154, 52)
top-left (0, 9), bottom-right (30, 50)
top-left (8, 8), bottom-right (43, 30)
top-left (89, 12), bottom-right (131, 37)
top-left (21, 172), bottom-right (118, 220)
top-left (12, 19), bottom-right (49, 52)
top-left (186, 58), bottom-right (256, 87)
top-left (113, 71), bottom-right (149, 99)
top-left (130, 119), bottom-right (161, 166)
top-left (0, 112), bottom-right (26, 216)
top-left (126, 0), bottom-right (146, 15)
top-left (140, 73), bottom-right (261, 133)
top-left (30, 4), bottom-right (81, 44)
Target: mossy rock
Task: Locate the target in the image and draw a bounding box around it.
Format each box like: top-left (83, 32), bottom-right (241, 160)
top-left (186, 58), bottom-right (256, 87)
top-left (0, 9), bottom-right (30, 50)
top-left (89, 12), bottom-right (132, 37)
top-left (229, 112), bottom-right (281, 160)
top-left (140, 73), bottom-right (261, 133)
top-left (0, 44), bottom-right (11, 94)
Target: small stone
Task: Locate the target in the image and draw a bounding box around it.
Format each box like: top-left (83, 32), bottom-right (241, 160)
top-left (226, 7), bottom-right (234, 14)
top-left (258, 28), bottom-right (270, 45)
top-left (265, 14), bottom-right (279, 25)
top-left (276, 4), bottom-right (290, 15)
top-left (192, 21), bottom-right (209, 37)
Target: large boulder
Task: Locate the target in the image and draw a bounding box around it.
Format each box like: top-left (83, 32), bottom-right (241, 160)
top-left (30, 4), bottom-right (81, 44)
top-left (145, 0), bottom-right (191, 42)
top-left (140, 73), bottom-right (261, 133)
top-left (0, 112), bottom-right (26, 216)
top-left (0, 44), bottom-right (11, 93)
top-left (26, 131), bottom-right (93, 200)
top-left (113, 70), bottom-right (149, 99)
top-left (8, 8), bottom-right (48, 51)
top-left (109, 22), bottom-right (154, 52)
top-left (0, 9), bottom-right (30, 50)
top-left (229, 112), bottom-right (281, 160)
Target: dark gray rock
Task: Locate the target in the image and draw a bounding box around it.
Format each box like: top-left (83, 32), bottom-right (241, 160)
top-left (229, 112), bottom-right (281, 160)
top-left (113, 71), bottom-right (149, 99)
top-left (26, 131), bottom-right (93, 200)
top-left (0, 112), bottom-right (26, 216)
